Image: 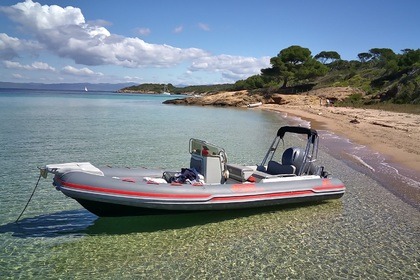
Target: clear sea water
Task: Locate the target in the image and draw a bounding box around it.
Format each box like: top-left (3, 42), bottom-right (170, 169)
top-left (0, 89), bottom-right (418, 279)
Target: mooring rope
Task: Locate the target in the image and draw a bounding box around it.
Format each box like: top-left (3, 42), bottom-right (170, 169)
top-left (15, 172), bottom-right (43, 223)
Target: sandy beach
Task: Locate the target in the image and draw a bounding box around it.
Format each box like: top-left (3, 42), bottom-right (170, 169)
top-left (261, 103), bottom-right (420, 173)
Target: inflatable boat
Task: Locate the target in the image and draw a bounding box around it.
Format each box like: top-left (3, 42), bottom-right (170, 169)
top-left (41, 126), bottom-right (345, 216)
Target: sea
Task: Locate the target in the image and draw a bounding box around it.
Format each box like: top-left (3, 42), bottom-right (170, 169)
top-left (0, 89), bottom-right (419, 279)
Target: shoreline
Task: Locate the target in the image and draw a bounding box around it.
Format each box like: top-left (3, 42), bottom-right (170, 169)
top-left (260, 104), bottom-right (420, 173)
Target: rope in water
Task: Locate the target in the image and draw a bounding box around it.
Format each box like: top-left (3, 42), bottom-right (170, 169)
top-left (15, 172), bottom-right (43, 223)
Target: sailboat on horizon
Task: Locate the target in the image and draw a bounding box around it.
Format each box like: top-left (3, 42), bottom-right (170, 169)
top-left (84, 86), bottom-right (88, 92)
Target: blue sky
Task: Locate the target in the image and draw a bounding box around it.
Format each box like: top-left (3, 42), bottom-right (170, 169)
top-left (1, 0), bottom-right (419, 85)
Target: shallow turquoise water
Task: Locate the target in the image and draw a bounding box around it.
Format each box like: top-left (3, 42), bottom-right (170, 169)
top-left (0, 90), bottom-right (418, 279)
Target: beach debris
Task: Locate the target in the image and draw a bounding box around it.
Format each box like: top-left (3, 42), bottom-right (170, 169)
top-left (371, 121), bottom-right (409, 132)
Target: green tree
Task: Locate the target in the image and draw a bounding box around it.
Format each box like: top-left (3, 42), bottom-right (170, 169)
top-left (358, 52), bottom-right (373, 63)
top-left (263, 45), bottom-right (327, 87)
top-left (368, 48), bottom-right (399, 74)
top-left (234, 75), bottom-right (265, 90)
top-left (398, 49), bottom-right (420, 68)
top-left (245, 75), bottom-right (265, 89)
top-left (314, 51), bottom-right (341, 64)
top-left (369, 48), bottom-right (396, 61)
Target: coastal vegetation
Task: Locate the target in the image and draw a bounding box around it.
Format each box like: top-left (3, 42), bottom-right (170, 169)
top-left (234, 46), bottom-right (420, 105)
top-left (121, 45), bottom-right (420, 106)
top-left (121, 83), bottom-right (233, 95)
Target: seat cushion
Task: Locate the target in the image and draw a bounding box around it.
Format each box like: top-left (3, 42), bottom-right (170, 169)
top-left (267, 161), bottom-right (296, 175)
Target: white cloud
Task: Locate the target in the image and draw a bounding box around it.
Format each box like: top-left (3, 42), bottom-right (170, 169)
top-left (4, 60), bottom-right (56, 71)
top-left (0, 1), bottom-right (270, 84)
top-left (136, 27), bottom-right (151, 36)
top-left (0, 0), bottom-right (206, 67)
top-left (31, 61), bottom-right (55, 71)
top-left (0, 33), bottom-right (41, 59)
top-left (173, 25), bottom-right (183, 33)
top-left (12, 73), bottom-right (23, 79)
top-left (198, 23), bottom-right (210, 31)
top-left (88, 19), bottom-right (112, 27)
top-left (0, 0), bottom-right (85, 30)
top-left (189, 55), bottom-right (270, 81)
top-left (61, 65), bottom-right (103, 76)
top-left (123, 75), bottom-right (144, 83)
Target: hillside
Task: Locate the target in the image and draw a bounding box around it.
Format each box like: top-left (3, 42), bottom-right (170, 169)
top-left (121, 46), bottom-right (420, 106)
top-left (231, 46), bottom-right (420, 105)
top-left (312, 63), bottom-right (420, 105)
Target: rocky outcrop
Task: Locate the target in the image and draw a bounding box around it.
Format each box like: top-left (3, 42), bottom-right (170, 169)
top-left (163, 87), bottom-right (362, 107)
top-left (163, 90), bottom-right (266, 107)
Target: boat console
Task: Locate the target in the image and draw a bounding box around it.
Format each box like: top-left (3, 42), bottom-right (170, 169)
top-left (189, 139), bottom-right (228, 184)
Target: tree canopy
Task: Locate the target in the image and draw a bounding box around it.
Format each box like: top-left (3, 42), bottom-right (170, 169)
top-left (314, 51), bottom-right (341, 64)
top-left (231, 45), bottom-right (419, 104)
top-left (261, 45), bottom-right (328, 88)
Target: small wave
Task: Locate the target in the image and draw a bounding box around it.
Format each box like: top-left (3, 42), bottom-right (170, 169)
top-left (284, 115), bottom-right (312, 128)
top-left (346, 153), bottom-right (376, 172)
top-left (380, 162), bottom-right (420, 189)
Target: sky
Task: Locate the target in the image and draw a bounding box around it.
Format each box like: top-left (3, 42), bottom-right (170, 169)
top-left (0, 0), bottom-right (419, 85)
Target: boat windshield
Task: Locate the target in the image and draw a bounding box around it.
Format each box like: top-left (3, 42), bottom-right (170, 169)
top-left (189, 138), bottom-right (225, 157)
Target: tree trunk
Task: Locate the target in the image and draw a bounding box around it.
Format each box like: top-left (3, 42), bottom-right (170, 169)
top-left (281, 78), bottom-right (288, 88)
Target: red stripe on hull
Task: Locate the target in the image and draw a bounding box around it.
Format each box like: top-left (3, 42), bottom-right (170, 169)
top-left (313, 179), bottom-right (346, 192)
top-left (210, 190), bottom-right (314, 202)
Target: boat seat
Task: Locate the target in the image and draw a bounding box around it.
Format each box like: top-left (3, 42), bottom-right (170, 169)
top-left (264, 147), bottom-right (301, 175)
top-left (266, 160), bottom-right (296, 175)
top-left (251, 170), bottom-right (296, 181)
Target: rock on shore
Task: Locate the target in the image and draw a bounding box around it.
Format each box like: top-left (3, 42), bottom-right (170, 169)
top-left (163, 90), bottom-right (267, 107)
top-left (163, 87), bottom-right (363, 107)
